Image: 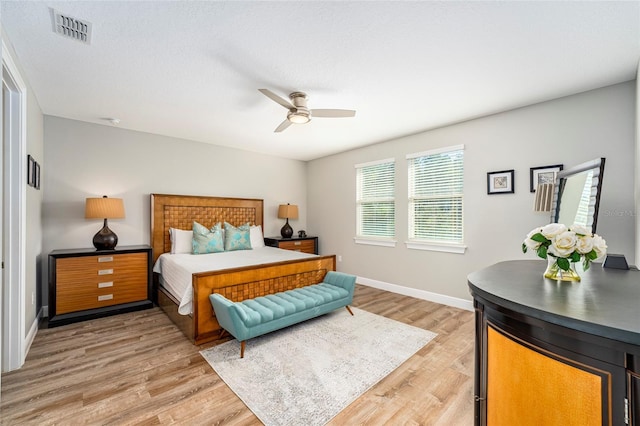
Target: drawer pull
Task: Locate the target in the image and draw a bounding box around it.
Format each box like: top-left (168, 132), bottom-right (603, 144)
top-left (98, 256), bottom-right (114, 263)
top-left (98, 269), bottom-right (113, 275)
top-left (98, 294), bottom-right (113, 301)
top-left (294, 241), bottom-right (301, 245)
top-left (98, 281), bottom-right (113, 288)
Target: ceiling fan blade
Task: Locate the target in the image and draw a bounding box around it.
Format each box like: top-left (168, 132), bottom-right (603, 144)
top-left (259, 89), bottom-right (294, 109)
top-left (311, 109), bottom-right (356, 118)
top-left (274, 119), bottom-right (292, 133)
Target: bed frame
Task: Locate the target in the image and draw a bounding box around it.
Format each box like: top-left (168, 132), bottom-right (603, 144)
top-left (150, 194), bottom-right (336, 345)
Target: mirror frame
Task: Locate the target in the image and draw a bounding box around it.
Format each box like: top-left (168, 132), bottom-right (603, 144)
top-left (550, 157), bottom-right (606, 233)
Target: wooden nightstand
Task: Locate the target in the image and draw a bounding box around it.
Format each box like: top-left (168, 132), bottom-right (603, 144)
top-left (264, 236), bottom-right (318, 255)
top-left (48, 245), bottom-right (153, 327)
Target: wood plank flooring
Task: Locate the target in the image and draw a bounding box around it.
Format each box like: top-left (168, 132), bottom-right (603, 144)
top-left (0, 285), bottom-right (475, 425)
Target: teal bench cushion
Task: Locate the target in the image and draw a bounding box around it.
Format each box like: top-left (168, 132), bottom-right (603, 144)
top-left (209, 271), bottom-right (356, 351)
top-left (233, 283), bottom-right (350, 328)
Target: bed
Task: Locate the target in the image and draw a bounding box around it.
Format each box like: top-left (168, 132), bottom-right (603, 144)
top-left (150, 194), bottom-right (336, 345)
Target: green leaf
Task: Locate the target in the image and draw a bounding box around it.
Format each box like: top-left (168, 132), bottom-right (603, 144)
top-left (587, 250), bottom-right (598, 260)
top-left (537, 245), bottom-right (547, 259)
top-left (522, 243), bottom-right (528, 253)
top-left (583, 258), bottom-right (591, 271)
top-left (570, 252), bottom-right (581, 262)
top-left (531, 233), bottom-right (548, 243)
top-left (557, 257), bottom-right (570, 271)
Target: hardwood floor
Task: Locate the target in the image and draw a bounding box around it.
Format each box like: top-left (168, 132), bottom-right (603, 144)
top-left (0, 285), bottom-right (475, 425)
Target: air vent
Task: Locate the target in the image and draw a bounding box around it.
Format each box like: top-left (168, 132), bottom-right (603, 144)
top-left (51, 9), bottom-right (92, 44)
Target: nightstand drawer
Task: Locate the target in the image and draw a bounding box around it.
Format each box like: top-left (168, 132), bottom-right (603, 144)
top-left (56, 278), bottom-right (147, 313)
top-left (278, 239), bottom-right (315, 253)
top-left (264, 236), bottom-right (319, 255)
top-left (55, 252), bottom-right (146, 280)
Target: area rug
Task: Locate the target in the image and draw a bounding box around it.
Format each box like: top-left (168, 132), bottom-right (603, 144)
top-left (200, 307), bottom-right (437, 426)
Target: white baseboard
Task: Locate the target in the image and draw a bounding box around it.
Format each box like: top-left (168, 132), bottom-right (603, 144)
top-left (23, 306), bottom-right (43, 362)
top-left (356, 276), bottom-right (474, 311)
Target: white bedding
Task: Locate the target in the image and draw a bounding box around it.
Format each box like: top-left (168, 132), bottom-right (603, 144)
top-left (153, 246), bottom-right (316, 315)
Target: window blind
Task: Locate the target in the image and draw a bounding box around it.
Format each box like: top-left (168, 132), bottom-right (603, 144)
top-left (408, 146), bottom-right (464, 243)
top-left (356, 159), bottom-right (395, 238)
top-left (574, 170), bottom-right (594, 226)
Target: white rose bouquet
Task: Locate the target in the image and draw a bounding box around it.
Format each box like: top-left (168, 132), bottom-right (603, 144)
top-left (522, 223), bottom-right (607, 272)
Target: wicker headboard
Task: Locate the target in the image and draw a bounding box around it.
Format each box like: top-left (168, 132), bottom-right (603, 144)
top-left (150, 194), bottom-right (264, 263)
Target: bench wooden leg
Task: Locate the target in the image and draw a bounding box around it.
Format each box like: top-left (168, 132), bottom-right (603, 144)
top-left (219, 328), bottom-right (228, 339)
top-left (240, 341), bottom-right (246, 358)
top-left (345, 305), bottom-right (354, 316)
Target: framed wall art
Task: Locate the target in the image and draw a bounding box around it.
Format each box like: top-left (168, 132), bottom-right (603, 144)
top-left (27, 155), bottom-right (35, 187)
top-left (530, 164), bottom-right (563, 192)
top-left (34, 162), bottom-right (41, 190)
top-left (487, 169), bottom-right (514, 195)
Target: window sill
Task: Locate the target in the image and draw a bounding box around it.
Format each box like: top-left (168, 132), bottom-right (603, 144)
top-left (405, 241), bottom-right (467, 254)
top-left (354, 237), bottom-right (397, 248)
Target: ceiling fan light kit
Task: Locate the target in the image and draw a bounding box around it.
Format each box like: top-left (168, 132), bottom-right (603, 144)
top-left (287, 111), bottom-right (310, 124)
top-left (259, 88), bottom-right (355, 132)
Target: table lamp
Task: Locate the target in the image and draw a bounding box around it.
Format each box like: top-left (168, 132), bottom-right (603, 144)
top-left (277, 203), bottom-right (298, 238)
top-left (85, 195), bottom-right (125, 250)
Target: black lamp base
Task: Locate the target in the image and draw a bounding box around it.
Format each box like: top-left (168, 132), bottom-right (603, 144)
top-left (280, 219), bottom-right (293, 238)
top-left (93, 219), bottom-right (118, 250)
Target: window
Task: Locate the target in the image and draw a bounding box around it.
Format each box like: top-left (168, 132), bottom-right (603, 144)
top-left (407, 145), bottom-right (465, 253)
top-left (355, 158), bottom-right (395, 246)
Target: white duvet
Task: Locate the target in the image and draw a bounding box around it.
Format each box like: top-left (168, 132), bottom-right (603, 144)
top-left (153, 247), bottom-right (316, 315)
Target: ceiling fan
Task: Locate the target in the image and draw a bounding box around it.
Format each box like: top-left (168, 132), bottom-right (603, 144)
top-left (259, 89), bottom-right (356, 132)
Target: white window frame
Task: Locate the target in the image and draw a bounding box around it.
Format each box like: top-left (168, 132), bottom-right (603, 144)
top-left (354, 158), bottom-right (396, 247)
top-left (406, 145), bottom-right (466, 254)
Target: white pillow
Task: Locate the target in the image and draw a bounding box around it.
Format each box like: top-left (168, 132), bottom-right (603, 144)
top-left (250, 225), bottom-right (265, 248)
top-left (170, 228), bottom-right (193, 254)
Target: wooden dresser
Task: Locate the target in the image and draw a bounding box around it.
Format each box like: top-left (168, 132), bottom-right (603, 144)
top-left (48, 245), bottom-right (153, 327)
top-left (264, 236), bottom-right (318, 254)
top-left (468, 260), bottom-right (640, 426)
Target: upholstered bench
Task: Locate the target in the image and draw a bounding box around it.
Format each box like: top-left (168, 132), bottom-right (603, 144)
top-left (209, 271), bottom-right (356, 358)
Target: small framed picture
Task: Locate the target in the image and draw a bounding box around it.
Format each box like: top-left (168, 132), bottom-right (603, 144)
top-left (530, 164), bottom-right (563, 192)
top-left (34, 162), bottom-right (41, 190)
top-left (487, 170), bottom-right (514, 194)
top-left (27, 155), bottom-right (35, 187)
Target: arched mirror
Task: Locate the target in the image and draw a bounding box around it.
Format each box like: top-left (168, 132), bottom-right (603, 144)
top-left (550, 158), bottom-right (605, 233)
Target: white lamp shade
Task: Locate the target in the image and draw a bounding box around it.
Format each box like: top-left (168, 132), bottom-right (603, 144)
top-left (533, 183), bottom-right (555, 212)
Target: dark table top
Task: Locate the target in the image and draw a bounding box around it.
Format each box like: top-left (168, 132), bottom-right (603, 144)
top-left (468, 260), bottom-right (640, 346)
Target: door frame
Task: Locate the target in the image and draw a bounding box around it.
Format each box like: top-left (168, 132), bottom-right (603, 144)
top-left (2, 40), bottom-right (27, 372)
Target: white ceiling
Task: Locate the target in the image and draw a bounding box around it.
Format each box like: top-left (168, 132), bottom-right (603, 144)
top-left (2, 1), bottom-right (639, 161)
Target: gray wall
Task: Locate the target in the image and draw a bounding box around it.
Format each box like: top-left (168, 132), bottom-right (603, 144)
top-left (24, 52), bottom-right (44, 336)
top-left (42, 117), bottom-right (308, 304)
top-left (308, 82), bottom-right (636, 302)
top-left (636, 63), bottom-right (640, 268)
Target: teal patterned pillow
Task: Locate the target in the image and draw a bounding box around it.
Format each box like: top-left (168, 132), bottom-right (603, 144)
top-left (224, 222), bottom-right (252, 251)
top-left (192, 221), bottom-right (224, 254)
